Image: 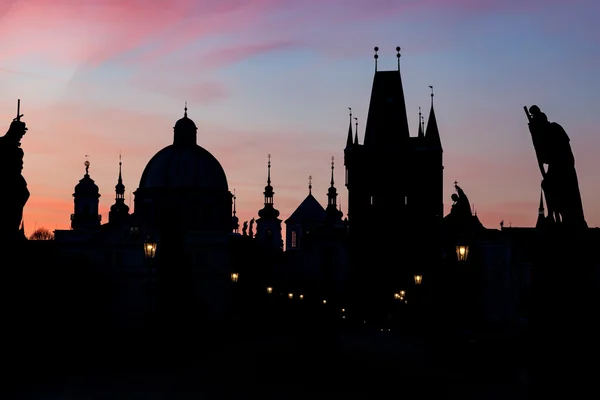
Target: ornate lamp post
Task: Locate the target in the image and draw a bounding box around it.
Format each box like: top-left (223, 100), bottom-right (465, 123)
top-left (143, 236), bottom-right (158, 314)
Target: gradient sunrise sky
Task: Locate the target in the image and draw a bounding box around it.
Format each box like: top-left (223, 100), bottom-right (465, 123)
top-left (1, 0), bottom-right (599, 236)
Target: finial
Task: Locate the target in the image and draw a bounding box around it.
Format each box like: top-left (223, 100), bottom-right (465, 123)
top-left (348, 106), bottom-right (352, 119)
top-left (429, 85), bottom-right (434, 103)
top-left (308, 175), bottom-right (312, 194)
top-left (330, 157), bottom-right (335, 186)
top-left (233, 188), bottom-right (237, 215)
top-left (374, 46), bottom-right (379, 72)
top-left (454, 180), bottom-right (458, 186)
top-left (84, 155), bottom-right (90, 175)
top-left (418, 106), bottom-right (421, 117)
top-left (119, 151), bottom-right (122, 166)
top-left (354, 116), bottom-right (358, 132)
top-left (184, 101), bottom-right (188, 117)
top-left (267, 153), bottom-right (272, 185)
top-left (396, 46), bottom-right (401, 70)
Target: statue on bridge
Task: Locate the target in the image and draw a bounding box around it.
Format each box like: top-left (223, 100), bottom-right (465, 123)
top-left (0, 100), bottom-right (30, 242)
top-left (525, 105), bottom-right (587, 229)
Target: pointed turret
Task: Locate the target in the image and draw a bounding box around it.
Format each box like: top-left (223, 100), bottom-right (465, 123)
top-left (109, 154), bottom-right (130, 226)
top-left (326, 157), bottom-right (344, 223)
top-left (345, 107), bottom-right (353, 149)
top-left (425, 86), bottom-right (442, 149)
top-left (363, 46), bottom-right (410, 148)
top-left (256, 154), bottom-right (283, 249)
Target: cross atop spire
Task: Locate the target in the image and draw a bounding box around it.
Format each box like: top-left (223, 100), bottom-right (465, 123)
top-left (184, 101), bottom-right (188, 117)
top-left (308, 175), bottom-right (312, 194)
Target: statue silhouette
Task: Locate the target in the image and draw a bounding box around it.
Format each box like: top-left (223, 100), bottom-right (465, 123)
top-left (242, 221), bottom-right (248, 236)
top-left (249, 218), bottom-right (255, 238)
top-left (526, 105), bottom-right (587, 229)
top-left (0, 101), bottom-right (29, 242)
top-left (450, 184), bottom-right (471, 219)
top-left (444, 183), bottom-right (483, 233)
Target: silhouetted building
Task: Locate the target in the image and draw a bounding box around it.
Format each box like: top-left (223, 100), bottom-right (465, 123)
top-left (255, 155), bottom-right (283, 250)
top-left (70, 160), bottom-right (101, 231)
top-left (344, 49), bottom-right (443, 320)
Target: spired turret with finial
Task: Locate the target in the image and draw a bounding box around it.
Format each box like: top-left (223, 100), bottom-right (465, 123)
top-left (326, 156), bottom-right (343, 222)
top-left (109, 153), bottom-right (130, 225)
top-left (231, 188), bottom-right (239, 233)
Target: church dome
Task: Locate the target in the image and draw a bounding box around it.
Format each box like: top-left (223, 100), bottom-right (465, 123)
top-left (133, 106), bottom-right (231, 233)
top-left (138, 144), bottom-right (228, 191)
top-left (138, 107), bottom-right (227, 191)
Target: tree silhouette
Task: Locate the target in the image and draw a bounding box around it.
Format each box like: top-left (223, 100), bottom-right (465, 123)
top-left (29, 227), bottom-right (54, 240)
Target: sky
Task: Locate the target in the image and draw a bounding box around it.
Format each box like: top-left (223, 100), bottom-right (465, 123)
top-left (1, 0), bottom-right (599, 236)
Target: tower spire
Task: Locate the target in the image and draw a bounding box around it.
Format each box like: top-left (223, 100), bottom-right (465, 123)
top-left (425, 85), bottom-right (442, 148)
top-left (233, 188), bottom-right (237, 217)
top-left (330, 156), bottom-right (335, 187)
top-left (346, 107), bottom-right (353, 148)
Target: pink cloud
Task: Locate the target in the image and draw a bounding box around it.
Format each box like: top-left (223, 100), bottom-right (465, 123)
top-left (198, 41), bottom-right (299, 69)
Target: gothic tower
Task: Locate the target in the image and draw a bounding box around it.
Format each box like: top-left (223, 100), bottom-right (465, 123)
top-left (343, 47), bottom-right (444, 321)
top-left (255, 154), bottom-right (283, 249)
top-left (71, 159), bottom-right (101, 230)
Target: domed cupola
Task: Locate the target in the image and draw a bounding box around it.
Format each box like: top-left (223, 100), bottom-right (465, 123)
top-left (71, 159), bottom-right (101, 230)
top-left (133, 105), bottom-right (231, 233)
top-left (173, 102), bottom-right (198, 146)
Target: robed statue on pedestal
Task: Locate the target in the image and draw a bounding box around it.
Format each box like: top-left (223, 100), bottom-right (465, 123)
top-left (0, 100), bottom-right (30, 242)
top-left (525, 105), bottom-right (587, 229)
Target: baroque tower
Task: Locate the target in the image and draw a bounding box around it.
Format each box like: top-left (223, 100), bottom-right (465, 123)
top-left (255, 154), bottom-right (283, 249)
top-left (71, 158), bottom-right (101, 230)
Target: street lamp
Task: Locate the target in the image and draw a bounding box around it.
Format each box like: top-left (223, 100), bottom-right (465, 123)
top-left (143, 236), bottom-right (157, 260)
top-left (143, 236), bottom-right (157, 315)
top-left (299, 294), bottom-right (304, 300)
top-left (400, 290), bottom-right (406, 297)
top-left (414, 274), bottom-right (423, 285)
top-left (267, 287), bottom-right (273, 294)
top-left (288, 293), bottom-right (294, 299)
top-left (231, 272), bottom-right (239, 282)
top-left (456, 243), bottom-right (469, 262)
top-left (322, 299), bottom-right (327, 304)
